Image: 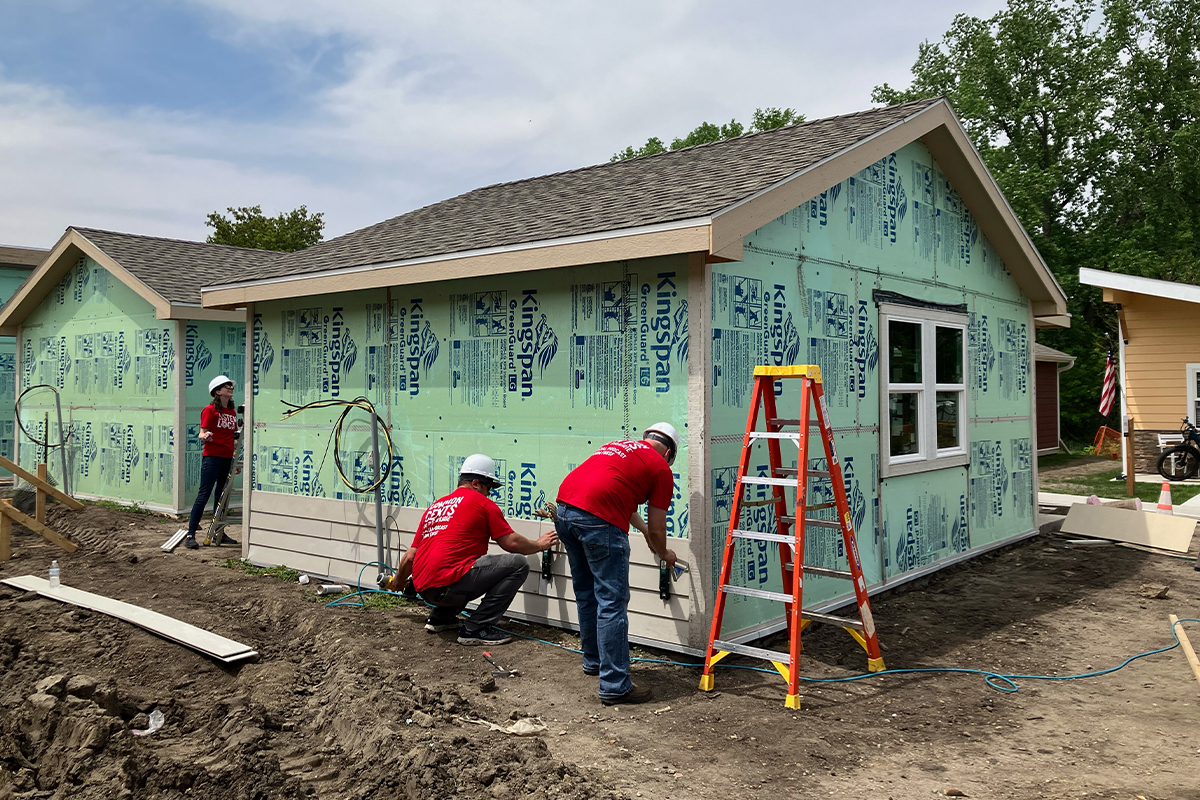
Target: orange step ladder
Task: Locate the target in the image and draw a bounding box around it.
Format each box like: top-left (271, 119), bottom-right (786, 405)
top-left (699, 365), bottom-right (885, 709)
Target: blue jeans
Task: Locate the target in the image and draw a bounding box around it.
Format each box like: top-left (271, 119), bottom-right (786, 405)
top-left (187, 456), bottom-right (233, 536)
top-left (555, 504), bottom-right (632, 699)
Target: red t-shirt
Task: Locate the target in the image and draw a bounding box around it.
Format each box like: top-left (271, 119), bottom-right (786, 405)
top-left (200, 404), bottom-right (238, 458)
top-left (556, 440), bottom-right (675, 529)
top-left (411, 487), bottom-right (515, 590)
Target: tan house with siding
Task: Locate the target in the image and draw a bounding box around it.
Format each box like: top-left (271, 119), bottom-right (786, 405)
top-left (1080, 268), bottom-right (1200, 471)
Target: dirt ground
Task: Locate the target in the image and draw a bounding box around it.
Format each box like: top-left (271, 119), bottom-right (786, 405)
top-left (1, 501), bottom-right (1198, 800)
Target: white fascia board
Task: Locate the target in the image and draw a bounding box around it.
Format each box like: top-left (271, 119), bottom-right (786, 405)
top-left (201, 216), bottom-right (712, 296)
top-left (1080, 267), bottom-right (1200, 304)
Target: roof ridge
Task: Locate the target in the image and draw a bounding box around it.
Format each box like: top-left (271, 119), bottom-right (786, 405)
top-left (72, 226), bottom-right (284, 256)
top-left (459, 97), bottom-right (945, 195)
top-left (275, 98), bottom-right (946, 263)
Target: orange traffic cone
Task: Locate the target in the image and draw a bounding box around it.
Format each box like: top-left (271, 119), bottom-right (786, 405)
top-left (1157, 482), bottom-right (1174, 515)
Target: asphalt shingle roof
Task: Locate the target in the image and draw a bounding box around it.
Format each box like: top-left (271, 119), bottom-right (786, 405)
top-left (224, 98), bottom-right (943, 286)
top-left (73, 228), bottom-right (283, 304)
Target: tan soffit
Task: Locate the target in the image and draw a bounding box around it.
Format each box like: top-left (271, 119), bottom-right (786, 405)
top-left (0, 229), bottom-right (245, 334)
top-left (201, 220), bottom-right (712, 307)
top-left (202, 99), bottom-right (1067, 320)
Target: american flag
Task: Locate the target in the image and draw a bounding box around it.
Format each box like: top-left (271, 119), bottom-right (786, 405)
top-left (1099, 347), bottom-right (1117, 416)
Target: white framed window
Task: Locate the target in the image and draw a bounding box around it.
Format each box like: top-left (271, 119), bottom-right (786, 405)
top-left (879, 303), bottom-right (969, 477)
top-left (1186, 363), bottom-right (1200, 425)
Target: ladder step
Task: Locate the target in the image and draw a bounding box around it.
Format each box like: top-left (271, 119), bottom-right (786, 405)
top-left (731, 529), bottom-right (796, 544)
top-left (721, 584), bottom-right (795, 604)
top-left (803, 610), bottom-right (864, 631)
top-left (774, 467), bottom-right (831, 478)
top-left (780, 515), bottom-right (841, 529)
top-left (740, 475), bottom-right (800, 487)
top-left (766, 418), bottom-right (821, 428)
top-left (712, 639), bottom-right (792, 665)
top-left (802, 565), bottom-right (854, 579)
top-left (747, 432), bottom-right (801, 440)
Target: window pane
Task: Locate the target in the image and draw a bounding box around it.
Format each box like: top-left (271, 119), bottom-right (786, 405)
top-left (936, 327), bottom-right (963, 384)
top-left (936, 391), bottom-right (960, 449)
top-left (889, 321), bottom-right (921, 383)
top-left (889, 392), bottom-right (920, 456)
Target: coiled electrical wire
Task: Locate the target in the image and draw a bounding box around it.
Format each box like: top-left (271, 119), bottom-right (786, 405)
top-left (15, 384), bottom-right (74, 449)
top-left (280, 396), bottom-right (394, 494)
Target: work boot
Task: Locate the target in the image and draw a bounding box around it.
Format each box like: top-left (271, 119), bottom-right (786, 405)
top-left (600, 684), bottom-right (653, 706)
top-left (184, 535), bottom-right (199, 550)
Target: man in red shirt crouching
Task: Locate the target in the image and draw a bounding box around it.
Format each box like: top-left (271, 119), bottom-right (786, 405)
top-left (555, 423), bottom-right (679, 705)
top-left (388, 454), bottom-right (557, 646)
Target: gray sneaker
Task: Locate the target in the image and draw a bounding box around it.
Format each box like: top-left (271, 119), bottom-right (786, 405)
top-left (456, 626), bottom-right (512, 646)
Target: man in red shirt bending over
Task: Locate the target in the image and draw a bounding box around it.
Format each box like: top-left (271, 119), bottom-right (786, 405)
top-left (555, 423), bottom-right (679, 705)
top-left (388, 454), bottom-right (557, 646)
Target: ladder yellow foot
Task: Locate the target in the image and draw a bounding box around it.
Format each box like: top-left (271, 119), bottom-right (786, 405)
top-left (699, 674), bottom-right (716, 691)
top-left (867, 657), bottom-right (886, 673)
top-left (784, 693), bottom-right (802, 709)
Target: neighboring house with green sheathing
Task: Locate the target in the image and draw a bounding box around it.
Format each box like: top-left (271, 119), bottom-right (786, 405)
top-left (0, 228), bottom-right (277, 513)
top-left (203, 98), bottom-right (1069, 654)
top-left (0, 245), bottom-right (45, 476)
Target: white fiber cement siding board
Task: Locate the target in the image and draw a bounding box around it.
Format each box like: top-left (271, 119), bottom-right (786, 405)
top-left (246, 491), bottom-right (692, 646)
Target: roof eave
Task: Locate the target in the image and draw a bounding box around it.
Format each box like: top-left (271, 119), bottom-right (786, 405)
top-left (200, 217), bottom-right (713, 308)
top-left (1080, 266), bottom-right (1200, 304)
top-left (0, 228), bottom-right (222, 332)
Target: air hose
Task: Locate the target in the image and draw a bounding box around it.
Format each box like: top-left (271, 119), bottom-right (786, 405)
top-left (322, 562), bottom-right (1199, 695)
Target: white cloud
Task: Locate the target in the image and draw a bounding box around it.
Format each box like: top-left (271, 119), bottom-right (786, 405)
top-left (0, 0), bottom-right (1008, 248)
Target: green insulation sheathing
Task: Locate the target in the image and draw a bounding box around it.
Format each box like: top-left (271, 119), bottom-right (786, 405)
top-left (183, 320), bottom-right (246, 492)
top-left (19, 257), bottom-right (177, 510)
top-left (710, 140), bottom-right (1035, 636)
top-left (0, 267), bottom-right (33, 477)
top-left (250, 257), bottom-right (690, 534)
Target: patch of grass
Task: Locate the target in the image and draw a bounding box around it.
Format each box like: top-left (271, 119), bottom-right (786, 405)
top-left (220, 559), bottom-right (301, 583)
top-left (90, 498), bottom-right (151, 515)
top-left (1037, 452), bottom-right (1113, 471)
top-left (1040, 467), bottom-right (1200, 504)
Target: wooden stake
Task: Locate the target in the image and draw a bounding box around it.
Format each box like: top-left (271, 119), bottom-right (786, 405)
top-left (0, 511), bottom-right (9, 562)
top-left (1125, 417), bottom-right (1136, 497)
top-left (0, 499), bottom-right (77, 553)
top-left (0, 455), bottom-right (83, 509)
top-left (36, 463), bottom-right (47, 525)
top-left (1169, 614), bottom-right (1200, 689)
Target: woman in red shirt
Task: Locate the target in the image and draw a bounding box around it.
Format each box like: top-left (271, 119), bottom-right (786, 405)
top-left (184, 375), bottom-right (240, 549)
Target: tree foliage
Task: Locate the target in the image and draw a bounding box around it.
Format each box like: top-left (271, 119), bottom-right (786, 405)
top-left (205, 205), bottom-right (325, 252)
top-left (611, 107), bottom-right (804, 162)
top-left (875, 0), bottom-right (1200, 440)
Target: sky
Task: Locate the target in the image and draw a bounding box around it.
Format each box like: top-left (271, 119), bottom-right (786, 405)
top-left (0, 0), bottom-right (1008, 249)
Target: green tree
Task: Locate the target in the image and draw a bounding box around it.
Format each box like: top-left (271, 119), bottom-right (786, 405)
top-left (611, 107), bottom-right (805, 162)
top-left (205, 205), bottom-right (325, 252)
top-left (872, 0), bottom-right (1139, 440)
top-left (1090, 0), bottom-right (1200, 283)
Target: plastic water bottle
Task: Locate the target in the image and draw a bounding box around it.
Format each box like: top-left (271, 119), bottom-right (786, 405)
top-left (48, 560), bottom-right (60, 589)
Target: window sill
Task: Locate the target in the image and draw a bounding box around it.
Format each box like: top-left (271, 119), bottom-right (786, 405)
top-left (881, 452), bottom-right (969, 478)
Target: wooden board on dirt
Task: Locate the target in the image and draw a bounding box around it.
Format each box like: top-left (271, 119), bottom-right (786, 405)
top-left (1, 575), bottom-right (257, 663)
top-left (1060, 503), bottom-right (1197, 553)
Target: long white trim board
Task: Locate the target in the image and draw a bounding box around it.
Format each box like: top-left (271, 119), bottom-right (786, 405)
top-left (2, 576), bottom-right (257, 663)
top-left (1060, 504), bottom-right (1198, 553)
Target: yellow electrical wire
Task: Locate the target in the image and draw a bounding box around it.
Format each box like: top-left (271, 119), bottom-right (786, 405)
top-left (280, 396), bottom-right (396, 494)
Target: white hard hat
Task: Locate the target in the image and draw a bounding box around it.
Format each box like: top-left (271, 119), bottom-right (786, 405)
top-left (208, 375), bottom-right (235, 395)
top-left (459, 454), bottom-right (503, 487)
top-left (643, 422), bottom-right (681, 464)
